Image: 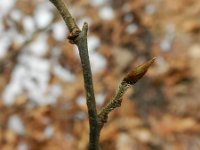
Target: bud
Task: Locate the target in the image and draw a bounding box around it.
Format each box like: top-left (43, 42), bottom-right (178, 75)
top-left (122, 57), bottom-right (156, 85)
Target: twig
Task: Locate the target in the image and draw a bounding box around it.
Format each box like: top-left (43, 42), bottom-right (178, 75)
top-left (49, 0), bottom-right (81, 44)
top-left (98, 58), bottom-right (156, 129)
top-left (49, 0), bottom-right (99, 149)
top-left (98, 82), bottom-right (129, 128)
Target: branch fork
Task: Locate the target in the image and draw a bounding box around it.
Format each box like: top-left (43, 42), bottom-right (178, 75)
top-left (49, 0), bottom-right (155, 149)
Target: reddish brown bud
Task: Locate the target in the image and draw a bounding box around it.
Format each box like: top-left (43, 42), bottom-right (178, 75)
top-left (122, 57), bottom-right (156, 85)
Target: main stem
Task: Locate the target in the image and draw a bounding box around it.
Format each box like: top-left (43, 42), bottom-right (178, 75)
top-left (75, 24), bottom-right (100, 150)
top-left (49, 0), bottom-right (100, 149)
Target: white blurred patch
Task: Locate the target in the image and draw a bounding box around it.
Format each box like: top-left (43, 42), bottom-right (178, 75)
top-left (53, 64), bottom-right (75, 82)
top-left (3, 83), bottom-right (22, 106)
top-left (88, 36), bottom-right (100, 53)
top-left (0, 0), bottom-right (16, 15)
top-left (189, 44), bottom-right (200, 59)
top-left (10, 9), bottom-right (22, 22)
top-left (22, 16), bottom-right (35, 34)
top-left (0, 26), bottom-right (20, 55)
top-left (99, 6), bottom-right (114, 20)
top-left (19, 54), bottom-right (50, 72)
top-left (34, 5), bottom-right (53, 29)
top-left (8, 115), bottom-right (25, 135)
top-left (76, 95), bottom-right (86, 106)
top-left (17, 142), bottom-right (28, 150)
top-left (0, 18), bottom-right (4, 33)
top-left (145, 4), bottom-right (156, 15)
top-left (0, 36), bottom-right (12, 58)
top-left (73, 36), bottom-right (101, 56)
top-left (34, 84), bottom-right (61, 105)
top-left (160, 24), bottom-right (175, 52)
top-left (52, 21), bottom-right (67, 41)
top-left (88, 36), bottom-right (106, 73)
top-left (51, 47), bottom-right (75, 82)
top-left (73, 36), bottom-right (106, 74)
top-left (44, 125), bottom-right (54, 139)
top-left (76, 93), bottom-right (105, 107)
top-left (28, 34), bottom-right (48, 56)
top-left (90, 52), bottom-right (107, 73)
top-left (15, 34), bottom-right (27, 46)
top-left (90, 0), bottom-right (108, 7)
top-left (125, 24), bottom-right (138, 34)
top-left (3, 65), bottom-right (25, 105)
top-left (77, 17), bottom-right (93, 29)
top-left (116, 133), bottom-right (136, 150)
top-left (96, 93), bottom-right (106, 106)
top-left (3, 51), bottom-right (62, 105)
top-left (155, 56), bottom-right (170, 75)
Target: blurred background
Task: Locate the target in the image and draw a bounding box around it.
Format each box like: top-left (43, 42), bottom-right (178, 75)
top-left (0, 0), bottom-right (200, 149)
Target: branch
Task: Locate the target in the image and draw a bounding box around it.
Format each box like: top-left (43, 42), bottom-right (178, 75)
top-left (49, 0), bottom-right (79, 33)
top-left (75, 23), bottom-right (99, 149)
top-left (98, 58), bottom-right (156, 128)
top-left (49, 0), bottom-right (81, 44)
top-left (49, 0), bottom-right (99, 149)
top-left (98, 82), bottom-right (129, 128)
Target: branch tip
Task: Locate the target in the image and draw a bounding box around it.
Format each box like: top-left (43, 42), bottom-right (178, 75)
top-left (82, 22), bottom-right (88, 32)
top-left (122, 57), bottom-right (156, 85)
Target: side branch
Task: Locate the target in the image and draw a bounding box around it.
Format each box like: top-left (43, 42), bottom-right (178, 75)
top-left (98, 83), bottom-right (129, 128)
top-left (98, 58), bottom-right (155, 128)
top-left (49, 0), bottom-right (80, 33)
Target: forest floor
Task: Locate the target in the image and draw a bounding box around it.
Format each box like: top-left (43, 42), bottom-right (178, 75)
top-left (0, 0), bottom-right (200, 149)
